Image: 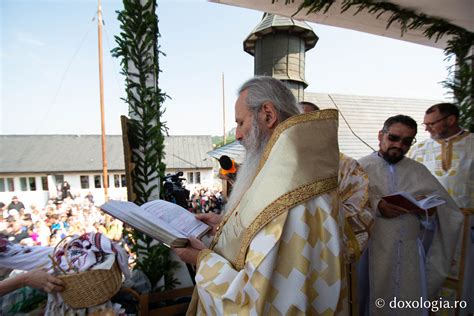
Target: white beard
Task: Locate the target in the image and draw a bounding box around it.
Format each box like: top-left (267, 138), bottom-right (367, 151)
top-left (224, 117), bottom-right (270, 213)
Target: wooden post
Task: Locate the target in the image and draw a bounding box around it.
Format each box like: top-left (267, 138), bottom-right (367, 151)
top-left (121, 116), bottom-right (136, 202)
top-left (97, 0), bottom-right (108, 201)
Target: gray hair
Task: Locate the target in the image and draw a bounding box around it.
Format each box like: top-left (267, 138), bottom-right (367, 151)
top-left (238, 76), bottom-right (300, 122)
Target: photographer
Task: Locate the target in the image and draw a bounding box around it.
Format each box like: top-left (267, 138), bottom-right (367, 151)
top-left (163, 171), bottom-right (190, 209)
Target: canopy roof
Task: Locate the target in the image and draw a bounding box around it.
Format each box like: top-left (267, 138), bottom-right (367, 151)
top-left (211, 0), bottom-right (473, 49)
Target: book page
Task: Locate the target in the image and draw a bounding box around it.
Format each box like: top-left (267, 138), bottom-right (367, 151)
top-left (101, 200), bottom-right (187, 245)
top-left (418, 194), bottom-right (446, 209)
top-left (141, 200), bottom-right (209, 237)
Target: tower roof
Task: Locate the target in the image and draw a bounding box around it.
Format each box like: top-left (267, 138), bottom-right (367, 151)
top-left (244, 12), bottom-right (318, 56)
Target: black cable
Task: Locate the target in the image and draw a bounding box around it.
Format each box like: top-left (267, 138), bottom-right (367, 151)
top-left (327, 94), bottom-right (377, 152)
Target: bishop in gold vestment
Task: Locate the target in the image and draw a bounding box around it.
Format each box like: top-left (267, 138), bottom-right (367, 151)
top-left (175, 77), bottom-right (347, 315)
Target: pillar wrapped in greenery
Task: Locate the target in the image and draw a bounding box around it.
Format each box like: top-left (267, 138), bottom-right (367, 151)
top-left (112, 0), bottom-right (179, 291)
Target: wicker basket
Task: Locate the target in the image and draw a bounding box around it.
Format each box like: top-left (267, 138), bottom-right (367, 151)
top-left (53, 236), bottom-right (123, 309)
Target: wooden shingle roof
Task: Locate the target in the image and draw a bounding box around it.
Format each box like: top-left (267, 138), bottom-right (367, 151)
top-left (305, 92), bottom-right (442, 159)
top-left (208, 92), bottom-right (443, 161)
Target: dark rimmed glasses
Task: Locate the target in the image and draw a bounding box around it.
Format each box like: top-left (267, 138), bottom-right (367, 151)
top-left (383, 131), bottom-right (417, 146)
top-left (422, 115), bottom-right (450, 128)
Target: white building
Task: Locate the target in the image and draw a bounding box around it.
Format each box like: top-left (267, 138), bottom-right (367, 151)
top-left (0, 135), bottom-right (214, 208)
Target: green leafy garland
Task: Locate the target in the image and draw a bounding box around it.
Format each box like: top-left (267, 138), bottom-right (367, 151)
top-left (112, 0), bottom-right (179, 291)
top-left (281, 0), bottom-right (474, 131)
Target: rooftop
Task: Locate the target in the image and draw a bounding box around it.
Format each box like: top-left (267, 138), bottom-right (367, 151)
top-left (0, 135), bottom-right (214, 174)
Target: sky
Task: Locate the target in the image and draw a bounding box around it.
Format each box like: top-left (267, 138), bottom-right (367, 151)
top-left (1, 0), bottom-right (452, 136)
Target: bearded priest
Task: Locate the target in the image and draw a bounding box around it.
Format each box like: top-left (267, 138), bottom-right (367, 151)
top-left (174, 76), bottom-right (347, 315)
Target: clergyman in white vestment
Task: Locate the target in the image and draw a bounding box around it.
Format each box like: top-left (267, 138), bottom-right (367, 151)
top-left (358, 114), bottom-right (463, 316)
top-left (409, 103), bottom-right (474, 315)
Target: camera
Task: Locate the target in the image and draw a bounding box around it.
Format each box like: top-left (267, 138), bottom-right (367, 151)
top-left (163, 171), bottom-right (190, 209)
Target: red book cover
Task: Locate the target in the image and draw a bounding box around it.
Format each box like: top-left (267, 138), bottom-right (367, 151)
top-left (382, 193), bottom-right (423, 212)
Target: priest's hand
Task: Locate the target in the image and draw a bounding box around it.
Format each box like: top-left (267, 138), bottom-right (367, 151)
top-left (378, 199), bottom-right (410, 218)
top-left (173, 237), bottom-right (207, 266)
top-left (195, 212), bottom-right (223, 236)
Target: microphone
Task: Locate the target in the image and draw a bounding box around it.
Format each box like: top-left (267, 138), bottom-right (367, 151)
top-left (219, 155), bottom-right (237, 180)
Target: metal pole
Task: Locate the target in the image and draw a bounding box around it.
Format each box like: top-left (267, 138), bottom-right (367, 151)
top-left (222, 73), bottom-right (226, 145)
top-left (98, 0), bottom-right (109, 201)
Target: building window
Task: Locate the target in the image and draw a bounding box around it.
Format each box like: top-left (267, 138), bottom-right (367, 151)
top-left (20, 177), bottom-right (27, 191)
top-left (80, 176), bottom-right (90, 189)
top-left (94, 175), bottom-right (102, 188)
top-left (7, 178), bottom-right (14, 191)
top-left (29, 177), bottom-right (36, 191)
top-left (41, 177), bottom-right (48, 191)
top-left (55, 175), bottom-right (64, 185)
top-left (186, 172), bottom-right (201, 184)
top-left (121, 174), bottom-right (126, 187)
top-left (0, 179), bottom-right (5, 192)
top-left (114, 175), bottom-right (120, 188)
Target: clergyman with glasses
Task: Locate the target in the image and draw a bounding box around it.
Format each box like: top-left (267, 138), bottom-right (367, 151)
top-left (409, 103), bottom-right (474, 315)
top-left (356, 114), bottom-right (463, 316)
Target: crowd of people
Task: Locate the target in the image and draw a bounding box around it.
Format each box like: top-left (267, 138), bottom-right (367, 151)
top-left (0, 183), bottom-right (223, 313)
top-left (0, 193), bottom-right (124, 249)
top-left (188, 187), bottom-right (224, 214)
top-left (0, 183), bottom-right (225, 249)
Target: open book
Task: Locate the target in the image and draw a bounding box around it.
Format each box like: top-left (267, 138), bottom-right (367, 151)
top-left (382, 191), bottom-right (446, 212)
top-left (100, 199), bottom-right (210, 248)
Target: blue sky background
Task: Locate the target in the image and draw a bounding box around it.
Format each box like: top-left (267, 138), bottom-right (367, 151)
top-left (1, 0), bottom-right (451, 136)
